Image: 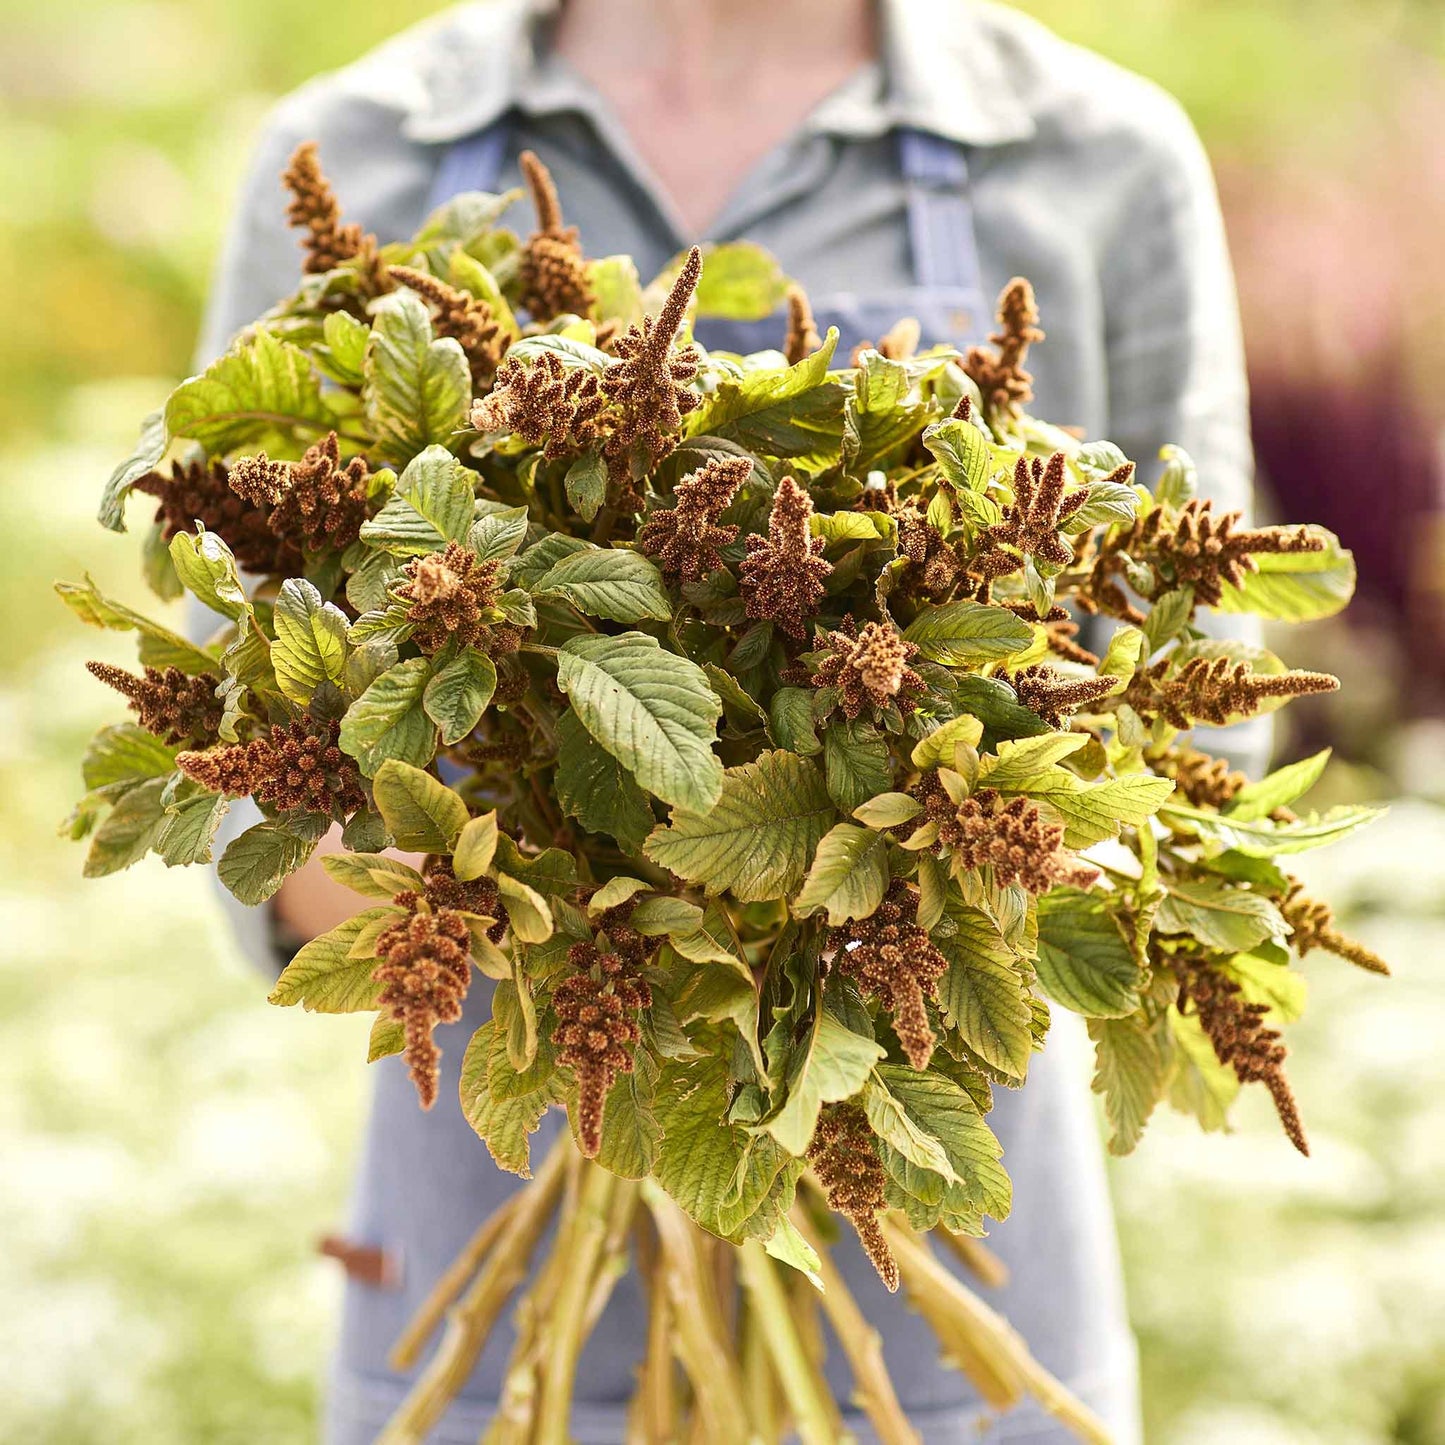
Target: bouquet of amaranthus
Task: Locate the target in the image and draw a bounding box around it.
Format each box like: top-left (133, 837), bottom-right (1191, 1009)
top-left (61, 146), bottom-right (1388, 1443)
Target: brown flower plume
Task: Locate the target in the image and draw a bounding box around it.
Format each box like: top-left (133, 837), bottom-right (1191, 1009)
top-left (389, 266), bottom-right (505, 381)
top-left (963, 278), bottom-right (1043, 421)
top-left (281, 142), bottom-right (382, 281)
top-left (739, 477), bottom-right (832, 637)
top-left (1085, 500), bottom-right (1326, 617)
top-left (808, 1104), bottom-right (899, 1291)
top-left (86, 662), bottom-right (223, 746)
top-left (783, 283), bottom-right (821, 366)
top-left (272, 433), bottom-right (375, 554)
top-left (469, 351), bottom-right (607, 460)
top-left (894, 504), bottom-right (964, 600)
top-left (1157, 746), bottom-right (1246, 810)
top-left (1176, 954), bottom-right (1308, 1155)
top-left (831, 880), bottom-right (947, 1070)
top-left (398, 856), bottom-right (510, 944)
top-left (134, 460), bottom-right (299, 576)
top-left (811, 618), bottom-right (926, 721)
top-left (551, 938), bottom-right (652, 1157)
top-left (599, 247), bottom-right (703, 481)
top-left (394, 542), bottom-right (506, 655)
top-left (517, 150), bottom-right (596, 322)
top-left (1008, 664), bottom-right (1116, 729)
top-left (1001, 602), bottom-right (1100, 666)
top-left (971, 452), bottom-right (1086, 580)
top-left (1127, 654), bottom-right (1339, 729)
top-left (178, 716), bottom-right (366, 818)
top-left (1281, 879), bottom-right (1389, 976)
top-left (918, 780), bottom-right (1100, 895)
top-left (635, 454), bottom-right (750, 583)
top-left (373, 907), bottom-right (473, 1109)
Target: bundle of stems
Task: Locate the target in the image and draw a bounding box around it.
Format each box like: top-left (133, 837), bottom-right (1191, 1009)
top-left (379, 1133), bottom-right (1112, 1445)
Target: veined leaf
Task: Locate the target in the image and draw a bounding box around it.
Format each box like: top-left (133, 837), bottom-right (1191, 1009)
top-left (423, 649), bottom-right (496, 746)
top-left (269, 907), bottom-right (399, 1012)
top-left (98, 407), bottom-right (167, 532)
top-left (1035, 889), bottom-right (1142, 1017)
top-left (792, 823), bottom-right (890, 925)
top-left (1155, 877), bottom-right (1290, 954)
top-left (340, 658), bottom-right (436, 775)
top-left (321, 852), bottom-right (426, 900)
top-left (923, 416), bottom-right (993, 493)
top-left (358, 445), bottom-right (476, 554)
top-left (156, 788), bottom-right (228, 866)
top-left (822, 719), bottom-right (891, 816)
top-left (363, 290), bottom-right (471, 466)
top-left (460, 1021), bottom-right (558, 1177)
top-left (934, 902), bottom-right (1033, 1077)
top-left (533, 547), bottom-right (672, 623)
top-left (1009, 772), bottom-right (1177, 850)
top-left (1160, 800), bottom-right (1386, 857)
top-left (1216, 526), bottom-right (1355, 622)
top-left (452, 812), bottom-right (500, 882)
top-left (371, 758), bottom-right (469, 852)
top-left (690, 241), bottom-right (787, 320)
top-left (762, 1008), bottom-right (885, 1156)
top-left (1225, 749), bottom-right (1330, 822)
top-left (645, 750), bottom-right (834, 903)
top-left (83, 775), bottom-right (170, 877)
top-left (272, 578), bottom-right (348, 703)
top-left (554, 709), bottom-right (655, 851)
top-left (82, 723), bottom-right (178, 791)
top-left (218, 818), bottom-right (319, 905)
top-left (904, 601), bottom-right (1034, 667)
top-left (556, 632), bottom-right (723, 813)
top-left (56, 575), bottom-right (217, 674)
top-left (1089, 1014), bottom-right (1168, 1156)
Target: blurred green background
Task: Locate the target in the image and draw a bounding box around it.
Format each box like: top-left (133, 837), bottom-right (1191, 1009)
top-left (2, 2), bottom-right (1443, 1442)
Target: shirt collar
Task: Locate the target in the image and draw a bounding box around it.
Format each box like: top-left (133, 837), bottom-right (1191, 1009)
top-left (401, 0), bottom-right (1035, 149)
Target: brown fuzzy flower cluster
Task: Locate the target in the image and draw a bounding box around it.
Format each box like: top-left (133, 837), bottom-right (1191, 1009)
top-left (635, 455), bottom-right (749, 583)
top-left (971, 452), bottom-right (1086, 580)
top-left (830, 880), bottom-right (947, 1069)
top-left (469, 351), bottom-right (607, 461)
top-left (963, 278), bottom-right (1043, 421)
top-left (807, 1104), bottom-right (899, 1291)
top-left (394, 542), bottom-right (506, 655)
top-left (373, 908), bottom-right (473, 1109)
top-left (782, 284), bottom-right (821, 365)
top-left (598, 248), bottom-right (702, 481)
top-left (86, 662), bottom-right (223, 747)
top-left (1281, 879), bottom-right (1390, 975)
top-left (272, 433), bottom-right (374, 554)
top-left (894, 505), bottom-right (964, 600)
top-left (1157, 746), bottom-right (1247, 810)
top-left (920, 781), bottom-right (1100, 895)
top-left (1008, 664), bottom-right (1116, 729)
top-left (178, 716), bottom-right (366, 817)
top-left (281, 142), bottom-right (382, 282)
top-left (1127, 655), bottom-right (1339, 730)
top-left (134, 460), bottom-right (299, 576)
top-left (1176, 956), bottom-right (1307, 1155)
top-left (551, 939), bottom-right (652, 1158)
top-left (517, 150), bottom-right (596, 322)
top-left (1086, 500), bottom-right (1325, 616)
top-left (397, 856), bottom-right (510, 944)
top-left (1002, 602), bottom-right (1101, 667)
top-left (739, 477), bottom-right (832, 637)
top-left (811, 618), bottom-right (926, 721)
top-left (389, 266), bottom-right (505, 382)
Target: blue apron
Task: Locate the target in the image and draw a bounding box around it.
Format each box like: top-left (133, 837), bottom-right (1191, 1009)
top-left (324, 122), bottom-right (1140, 1445)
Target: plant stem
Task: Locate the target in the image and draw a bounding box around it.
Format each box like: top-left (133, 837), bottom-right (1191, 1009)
top-left (387, 1192), bottom-right (523, 1370)
top-left (737, 1239), bottom-right (843, 1445)
top-left (880, 1219), bottom-right (1115, 1445)
top-left (534, 1161), bottom-right (620, 1444)
top-left (377, 1135), bottom-right (570, 1445)
top-left (933, 1229), bottom-right (1010, 1291)
top-left (792, 1208), bottom-right (920, 1445)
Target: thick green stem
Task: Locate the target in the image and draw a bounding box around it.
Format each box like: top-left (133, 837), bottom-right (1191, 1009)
top-left (737, 1238), bottom-right (844, 1445)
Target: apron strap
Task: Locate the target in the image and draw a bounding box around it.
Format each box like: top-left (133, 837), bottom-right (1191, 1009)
top-left (896, 127), bottom-right (986, 297)
top-left (427, 119), bottom-right (512, 212)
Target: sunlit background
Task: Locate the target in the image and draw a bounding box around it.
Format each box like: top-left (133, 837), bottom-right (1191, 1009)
top-left (2, 2), bottom-right (1443, 1441)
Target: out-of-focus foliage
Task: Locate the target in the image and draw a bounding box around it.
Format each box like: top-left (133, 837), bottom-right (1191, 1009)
top-left (3, 2), bottom-right (1441, 1442)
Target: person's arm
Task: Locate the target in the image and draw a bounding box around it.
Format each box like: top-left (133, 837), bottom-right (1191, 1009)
top-left (1097, 91), bottom-right (1271, 775)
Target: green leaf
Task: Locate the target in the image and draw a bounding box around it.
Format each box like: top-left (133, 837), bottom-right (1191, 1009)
top-left (556, 632), bottom-right (723, 813)
top-left (763, 1008), bottom-right (885, 1156)
top-left (56, 575), bottom-right (218, 674)
top-left (1089, 1015), bottom-right (1168, 1156)
top-left (923, 417), bottom-right (993, 493)
top-left (340, 658), bottom-right (436, 775)
top-left (98, 407), bottom-right (167, 531)
top-left (82, 723), bottom-right (178, 791)
top-left (83, 775), bottom-right (170, 876)
top-left (321, 852), bottom-right (426, 900)
top-left (645, 750), bottom-right (834, 903)
top-left (910, 715), bottom-right (985, 772)
top-left (272, 578), bottom-right (348, 703)
top-left (423, 649), bottom-right (496, 746)
top-left (459, 1022), bottom-right (557, 1177)
top-left (934, 902), bottom-right (1034, 1077)
top-left (269, 907), bottom-right (398, 1012)
top-left (495, 873), bottom-right (553, 943)
top-left (1225, 749), bottom-right (1330, 822)
top-left (452, 812), bottom-right (500, 882)
top-left (691, 241), bottom-right (787, 320)
top-left (363, 290), bottom-right (471, 466)
top-left (318, 309), bottom-right (370, 384)
top-left (564, 453), bottom-right (607, 522)
top-left (218, 819), bottom-right (319, 905)
top-left (1035, 890), bottom-right (1141, 1017)
top-left (1159, 801), bottom-right (1386, 857)
top-left (1216, 526), bottom-right (1356, 622)
top-left (866, 1064), bottom-right (1009, 1220)
top-left (554, 709), bottom-right (655, 851)
top-left (852, 792), bottom-right (922, 828)
top-left (581, 1056), bottom-right (662, 1180)
top-left (1155, 878), bottom-right (1290, 954)
top-left (368, 1014), bottom-right (406, 1062)
top-left (822, 719), bottom-right (891, 816)
top-left (370, 758), bottom-right (469, 852)
top-left (1009, 772), bottom-right (1177, 850)
top-left (533, 547), bottom-right (673, 623)
top-left (976, 733), bottom-right (1090, 789)
top-left (768, 687), bottom-right (822, 756)
top-left (629, 895), bottom-right (705, 936)
top-left (358, 446), bottom-right (476, 553)
top-left (467, 505), bottom-right (530, 561)
top-left (904, 601), bottom-right (1034, 667)
top-left (166, 330), bottom-right (332, 454)
top-left (156, 788), bottom-right (229, 866)
top-left (792, 823), bottom-right (890, 926)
